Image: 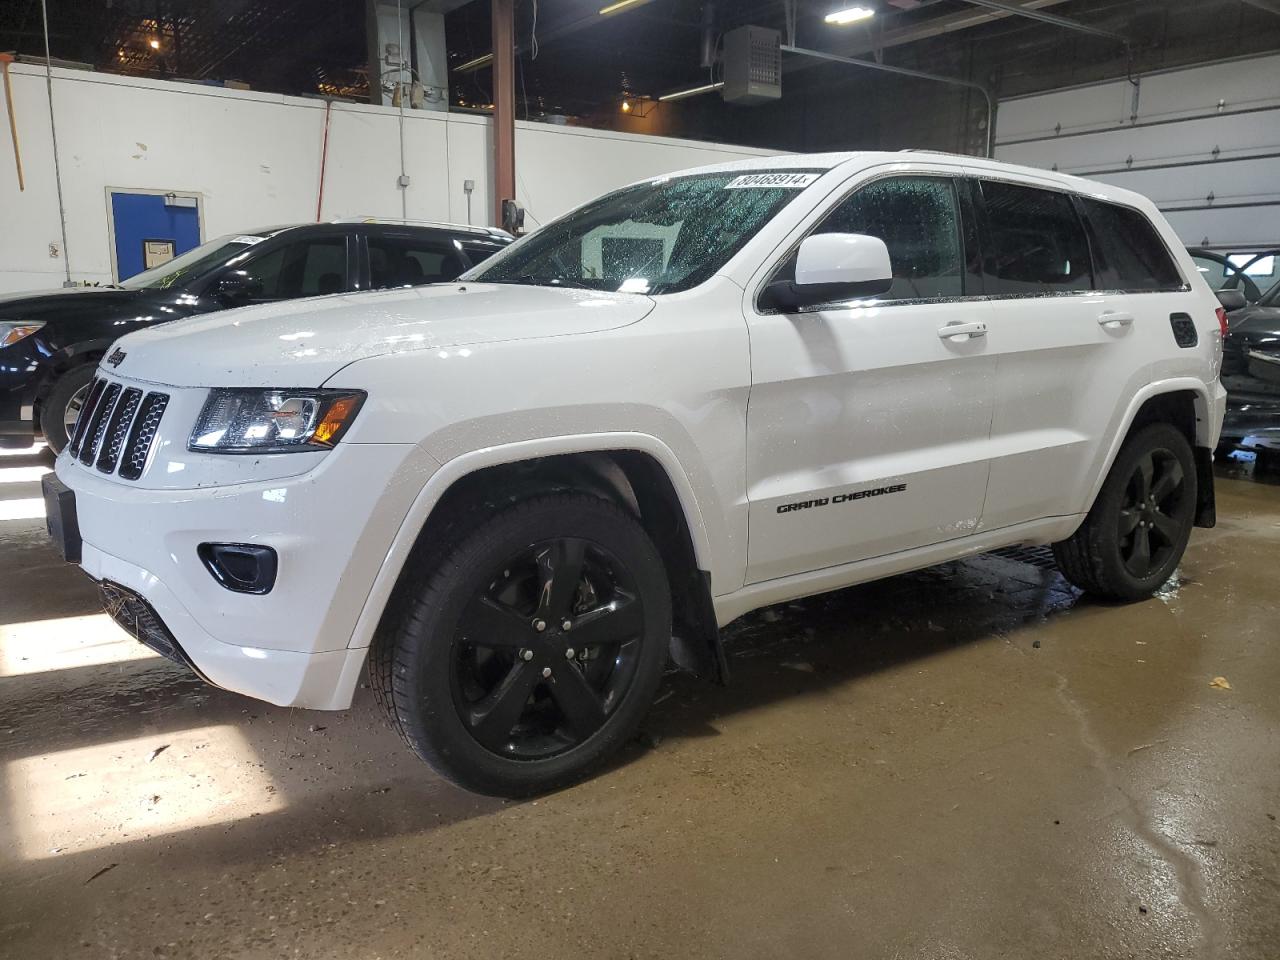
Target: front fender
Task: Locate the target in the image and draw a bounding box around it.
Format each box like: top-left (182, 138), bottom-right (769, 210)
top-left (343, 432), bottom-right (717, 651)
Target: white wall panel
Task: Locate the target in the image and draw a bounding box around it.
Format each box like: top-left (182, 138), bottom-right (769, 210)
top-left (997, 79), bottom-right (1132, 141)
top-left (0, 66), bottom-right (777, 293)
top-left (1085, 156), bottom-right (1278, 207)
top-left (997, 53), bottom-right (1280, 250)
top-left (998, 111), bottom-right (1280, 173)
top-left (1162, 206), bottom-right (1278, 250)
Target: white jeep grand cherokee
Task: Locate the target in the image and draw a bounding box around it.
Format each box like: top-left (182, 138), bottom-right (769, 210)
top-left (46, 152), bottom-right (1227, 795)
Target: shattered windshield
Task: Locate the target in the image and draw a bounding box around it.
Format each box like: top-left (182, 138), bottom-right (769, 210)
top-left (466, 170), bottom-right (822, 295)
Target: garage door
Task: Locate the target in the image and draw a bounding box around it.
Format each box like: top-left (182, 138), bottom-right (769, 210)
top-left (995, 52), bottom-right (1280, 255)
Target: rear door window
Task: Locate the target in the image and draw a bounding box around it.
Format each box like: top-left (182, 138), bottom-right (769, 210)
top-left (978, 180), bottom-right (1092, 295)
top-left (368, 235), bottom-right (467, 289)
top-left (1079, 199), bottom-right (1182, 291)
top-left (239, 236), bottom-right (349, 300)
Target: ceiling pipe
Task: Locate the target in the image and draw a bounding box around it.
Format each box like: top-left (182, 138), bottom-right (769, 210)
top-left (781, 44), bottom-right (996, 159)
top-left (1238, 0), bottom-right (1280, 14)
top-left (699, 3), bottom-right (717, 69)
top-left (955, 0), bottom-right (1128, 44)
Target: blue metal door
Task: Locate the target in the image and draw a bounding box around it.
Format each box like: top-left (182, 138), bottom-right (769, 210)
top-left (109, 191), bottom-right (202, 281)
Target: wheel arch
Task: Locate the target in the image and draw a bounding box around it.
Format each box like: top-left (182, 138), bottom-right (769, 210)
top-left (352, 434), bottom-right (728, 684)
top-left (30, 340), bottom-right (112, 418)
top-left (1086, 379), bottom-right (1217, 528)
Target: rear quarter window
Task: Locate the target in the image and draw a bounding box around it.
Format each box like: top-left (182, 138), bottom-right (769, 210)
top-left (1079, 199), bottom-right (1183, 291)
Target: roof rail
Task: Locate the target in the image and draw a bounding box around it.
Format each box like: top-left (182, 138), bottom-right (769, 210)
top-left (898, 148), bottom-right (974, 159)
top-left (328, 217), bottom-right (513, 239)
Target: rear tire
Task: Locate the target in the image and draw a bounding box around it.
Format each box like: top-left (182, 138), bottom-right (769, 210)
top-left (1053, 422), bottom-right (1197, 601)
top-left (370, 493), bottom-right (671, 796)
top-left (39, 365), bottom-right (96, 455)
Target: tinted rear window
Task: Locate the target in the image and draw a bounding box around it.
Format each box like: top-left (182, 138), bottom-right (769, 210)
top-left (979, 180), bottom-right (1092, 295)
top-left (1080, 199), bottom-right (1183, 291)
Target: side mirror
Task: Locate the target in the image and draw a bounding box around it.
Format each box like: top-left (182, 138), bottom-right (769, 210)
top-left (213, 273), bottom-right (260, 305)
top-left (763, 233), bottom-right (893, 312)
top-left (1216, 288), bottom-right (1248, 312)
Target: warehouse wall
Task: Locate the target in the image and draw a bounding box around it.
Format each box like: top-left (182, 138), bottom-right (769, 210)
top-left (996, 52), bottom-right (1280, 253)
top-left (0, 65), bottom-right (777, 293)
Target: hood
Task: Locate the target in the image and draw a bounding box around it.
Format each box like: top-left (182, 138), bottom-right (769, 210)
top-left (106, 283), bottom-right (655, 387)
top-left (0, 285), bottom-right (151, 319)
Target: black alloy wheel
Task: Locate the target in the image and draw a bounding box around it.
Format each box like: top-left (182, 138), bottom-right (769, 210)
top-left (1052, 422), bottom-right (1198, 601)
top-left (451, 536), bottom-right (645, 760)
top-left (1117, 448), bottom-right (1190, 579)
top-left (371, 493), bottom-right (671, 796)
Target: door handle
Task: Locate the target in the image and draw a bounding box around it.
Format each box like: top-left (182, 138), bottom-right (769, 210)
top-left (938, 321), bottom-right (987, 340)
top-left (1098, 311), bottom-right (1135, 328)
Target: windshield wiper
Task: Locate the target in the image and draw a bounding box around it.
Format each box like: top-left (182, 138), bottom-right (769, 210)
top-left (497, 275), bottom-right (596, 290)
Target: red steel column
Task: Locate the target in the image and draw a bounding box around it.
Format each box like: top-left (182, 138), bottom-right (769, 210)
top-left (492, 0), bottom-right (516, 227)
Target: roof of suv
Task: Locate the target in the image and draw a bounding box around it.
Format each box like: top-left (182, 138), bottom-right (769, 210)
top-left (243, 220), bottom-right (514, 242)
top-left (668, 150), bottom-right (1150, 211)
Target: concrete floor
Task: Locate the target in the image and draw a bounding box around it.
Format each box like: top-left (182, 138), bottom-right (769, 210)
top-left (2, 445), bottom-right (1278, 960)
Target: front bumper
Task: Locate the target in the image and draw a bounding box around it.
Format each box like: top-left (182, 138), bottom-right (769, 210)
top-left (85, 545), bottom-right (368, 708)
top-left (55, 435), bottom-right (437, 710)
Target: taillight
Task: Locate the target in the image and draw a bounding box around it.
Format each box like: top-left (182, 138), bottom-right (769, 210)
top-left (1216, 306), bottom-right (1229, 338)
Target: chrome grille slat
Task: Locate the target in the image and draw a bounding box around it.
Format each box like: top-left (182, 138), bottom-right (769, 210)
top-left (79, 382), bottom-right (121, 466)
top-left (118, 392), bottom-right (169, 481)
top-left (67, 377), bottom-right (106, 458)
top-left (96, 387), bottom-right (143, 474)
top-left (68, 373), bottom-right (170, 481)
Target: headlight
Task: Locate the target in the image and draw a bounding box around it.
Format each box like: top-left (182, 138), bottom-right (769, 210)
top-left (0, 321), bottom-right (45, 348)
top-left (189, 388), bottom-right (366, 453)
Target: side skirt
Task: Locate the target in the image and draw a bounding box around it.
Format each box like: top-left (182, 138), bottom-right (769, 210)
top-left (711, 513), bottom-right (1083, 628)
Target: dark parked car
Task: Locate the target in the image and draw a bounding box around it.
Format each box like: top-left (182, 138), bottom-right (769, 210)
top-left (1189, 248), bottom-right (1280, 457)
top-left (0, 219), bottom-right (512, 451)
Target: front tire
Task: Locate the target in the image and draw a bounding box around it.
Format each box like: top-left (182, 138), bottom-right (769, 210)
top-left (39, 365), bottom-right (96, 454)
top-left (1053, 422), bottom-right (1197, 601)
top-left (371, 493), bottom-right (671, 796)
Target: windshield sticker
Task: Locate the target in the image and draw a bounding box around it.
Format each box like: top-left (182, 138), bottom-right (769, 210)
top-left (230, 235), bottom-right (266, 245)
top-left (725, 172), bottom-right (820, 190)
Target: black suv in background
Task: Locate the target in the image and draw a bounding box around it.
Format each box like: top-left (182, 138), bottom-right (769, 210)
top-left (0, 220), bottom-right (512, 452)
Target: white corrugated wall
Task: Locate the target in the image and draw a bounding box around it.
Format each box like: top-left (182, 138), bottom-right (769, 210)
top-left (996, 53), bottom-right (1280, 254)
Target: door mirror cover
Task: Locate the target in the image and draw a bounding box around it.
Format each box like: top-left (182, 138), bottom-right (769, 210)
top-left (766, 233), bottom-right (894, 311)
top-left (1215, 288), bottom-right (1248, 312)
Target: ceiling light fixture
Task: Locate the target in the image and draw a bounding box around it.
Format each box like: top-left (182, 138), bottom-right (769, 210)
top-left (599, 0), bottom-right (653, 17)
top-left (453, 53), bottom-right (494, 73)
top-left (657, 81), bottom-right (725, 102)
top-left (824, 6), bottom-right (875, 25)
top-left (621, 100), bottom-right (631, 112)
top-left (149, 38), bottom-right (161, 49)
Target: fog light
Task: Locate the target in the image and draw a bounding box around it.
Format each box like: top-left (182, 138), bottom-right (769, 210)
top-left (198, 543), bottom-right (278, 594)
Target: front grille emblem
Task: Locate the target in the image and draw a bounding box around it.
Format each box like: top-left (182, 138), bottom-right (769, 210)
top-left (106, 347), bottom-right (127, 368)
